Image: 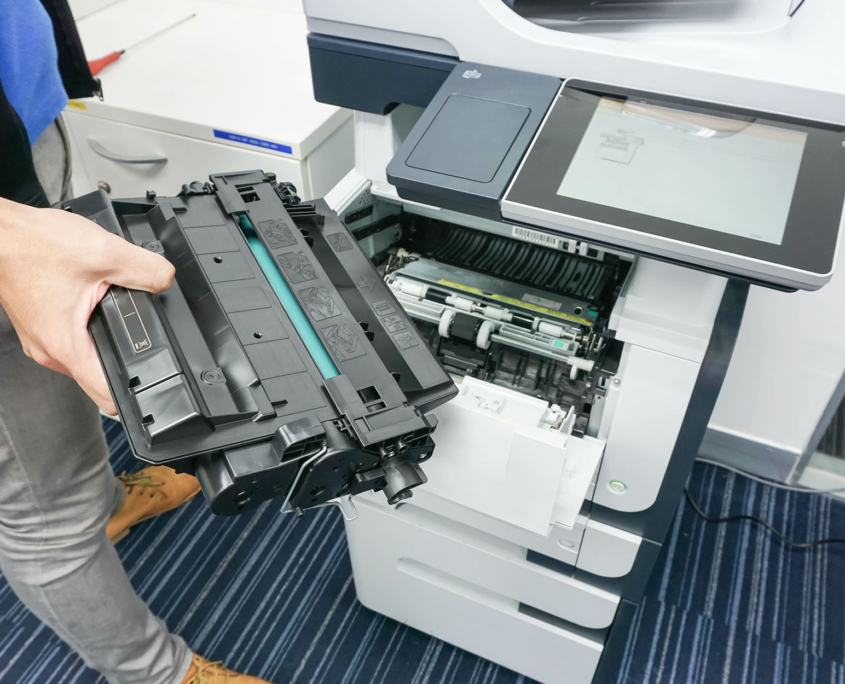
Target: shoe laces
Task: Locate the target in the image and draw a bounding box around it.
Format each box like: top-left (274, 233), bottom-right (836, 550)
top-left (117, 471), bottom-right (165, 496)
top-left (185, 659), bottom-right (232, 683)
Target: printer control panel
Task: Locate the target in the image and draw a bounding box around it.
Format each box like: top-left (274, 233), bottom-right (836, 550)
top-left (388, 64), bottom-right (845, 291)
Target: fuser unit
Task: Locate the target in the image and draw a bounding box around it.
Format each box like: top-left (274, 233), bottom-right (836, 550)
top-left (61, 170), bottom-right (457, 516)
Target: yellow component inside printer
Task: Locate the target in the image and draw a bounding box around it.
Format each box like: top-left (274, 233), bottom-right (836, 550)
top-left (437, 279), bottom-right (594, 327)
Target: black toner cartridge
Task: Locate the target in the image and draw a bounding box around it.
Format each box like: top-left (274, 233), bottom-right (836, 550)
top-left (62, 170), bottom-right (457, 516)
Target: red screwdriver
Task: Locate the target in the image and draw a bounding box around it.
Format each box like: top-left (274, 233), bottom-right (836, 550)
top-left (88, 13), bottom-right (198, 76)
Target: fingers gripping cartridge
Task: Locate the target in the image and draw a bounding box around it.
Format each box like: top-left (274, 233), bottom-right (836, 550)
top-left (64, 171), bottom-right (457, 515)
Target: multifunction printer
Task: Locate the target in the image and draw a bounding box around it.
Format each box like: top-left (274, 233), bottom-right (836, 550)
top-left (296, 2), bottom-right (845, 682)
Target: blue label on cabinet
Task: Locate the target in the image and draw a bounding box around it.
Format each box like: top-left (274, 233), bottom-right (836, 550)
top-left (213, 130), bottom-right (293, 155)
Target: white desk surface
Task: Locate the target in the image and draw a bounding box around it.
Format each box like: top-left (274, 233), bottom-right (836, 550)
top-left (72, 0), bottom-right (349, 159)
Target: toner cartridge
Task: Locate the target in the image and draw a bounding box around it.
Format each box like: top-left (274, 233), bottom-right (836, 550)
top-left (62, 170), bottom-right (457, 516)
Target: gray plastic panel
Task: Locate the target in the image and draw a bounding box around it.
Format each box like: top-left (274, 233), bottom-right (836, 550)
top-left (387, 63), bottom-right (560, 219)
top-left (307, 34), bottom-right (458, 115)
top-left (406, 95), bottom-right (530, 183)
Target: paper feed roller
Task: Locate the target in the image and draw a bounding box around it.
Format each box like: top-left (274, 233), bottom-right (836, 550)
top-left (62, 170), bottom-right (456, 516)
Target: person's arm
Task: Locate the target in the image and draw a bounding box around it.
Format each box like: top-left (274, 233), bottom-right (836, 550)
top-left (0, 197), bottom-right (175, 414)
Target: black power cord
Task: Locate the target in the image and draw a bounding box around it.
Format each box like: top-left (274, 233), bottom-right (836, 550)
top-left (683, 488), bottom-right (845, 549)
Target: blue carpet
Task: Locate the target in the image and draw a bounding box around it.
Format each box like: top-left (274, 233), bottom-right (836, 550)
top-left (1, 420), bottom-right (845, 684)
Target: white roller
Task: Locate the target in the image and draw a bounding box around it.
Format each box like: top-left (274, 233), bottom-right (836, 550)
top-left (394, 278), bottom-right (429, 300)
top-left (538, 321), bottom-right (566, 338)
top-left (476, 320), bottom-right (495, 350)
top-left (445, 295), bottom-right (475, 312)
top-left (439, 309), bottom-right (457, 338)
top-left (482, 306), bottom-right (512, 322)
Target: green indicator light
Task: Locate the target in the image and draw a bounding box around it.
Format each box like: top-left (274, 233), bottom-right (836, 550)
top-left (588, 310), bottom-right (598, 317)
top-left (238, 215), bottom-right (339, 379)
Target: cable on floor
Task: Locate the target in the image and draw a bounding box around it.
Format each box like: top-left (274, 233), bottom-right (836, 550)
top-left (683, 488), bottom-right (845, 548)
top-left (695, 457), bottom-right (845, 494)
top-left (689, 457), bottom-right (845, 547)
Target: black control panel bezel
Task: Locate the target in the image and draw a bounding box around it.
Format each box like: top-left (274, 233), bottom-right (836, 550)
top-left (506, 80), bottom-right (845, 276)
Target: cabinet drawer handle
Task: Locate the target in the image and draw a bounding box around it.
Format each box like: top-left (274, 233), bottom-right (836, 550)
top-left (88, 139), bottom-right (168, 165)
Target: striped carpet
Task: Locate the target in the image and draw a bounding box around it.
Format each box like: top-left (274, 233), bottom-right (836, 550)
top-left (2, 420), bottom-right (844, 684)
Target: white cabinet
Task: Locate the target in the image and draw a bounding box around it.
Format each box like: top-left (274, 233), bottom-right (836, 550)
top-left (67, 0), bottom-right (353, 200)
top-left (64, 112), bottom-right (352, 200)
top-left (66, 112), bottom-right (300, 198)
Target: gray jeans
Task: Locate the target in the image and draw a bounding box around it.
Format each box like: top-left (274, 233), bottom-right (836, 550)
top-left (0, 119), bottom-right (192, 684)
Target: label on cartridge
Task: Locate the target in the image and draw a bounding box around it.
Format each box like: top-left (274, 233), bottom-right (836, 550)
top-left (111, 288), bottom-right (152, 354)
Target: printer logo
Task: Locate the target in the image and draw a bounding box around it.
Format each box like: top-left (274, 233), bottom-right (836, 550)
top-left (462, 69), bottom-right (481, 80)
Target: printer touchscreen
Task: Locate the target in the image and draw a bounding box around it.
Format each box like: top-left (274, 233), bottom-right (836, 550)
top-left (503, 80), bottom-right (845, 290)
top-left (557, 98), bottom-right (807, 246)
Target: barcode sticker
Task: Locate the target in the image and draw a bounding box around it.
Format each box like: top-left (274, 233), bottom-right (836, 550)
top-left (511, 225), bottom-right (563, 249)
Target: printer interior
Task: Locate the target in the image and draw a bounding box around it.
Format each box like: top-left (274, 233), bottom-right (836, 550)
top-left (344, 192), bottom-right (633, 438)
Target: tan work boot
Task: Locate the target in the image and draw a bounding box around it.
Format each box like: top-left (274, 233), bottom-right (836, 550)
top-left (181, 654), bottom-right (275, 683)
top-left (106, 466), bottom-right (201, 543)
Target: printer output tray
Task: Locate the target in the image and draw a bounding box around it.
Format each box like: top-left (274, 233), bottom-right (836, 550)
top-left (63, 170), bottom-right (456, 515)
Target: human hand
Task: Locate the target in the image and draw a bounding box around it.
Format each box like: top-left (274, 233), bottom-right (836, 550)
top-left (0, 197), bottom-right (175, 414)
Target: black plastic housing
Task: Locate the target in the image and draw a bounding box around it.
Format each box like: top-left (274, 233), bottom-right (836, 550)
top-left (63, 171), bottom-right (456, 515)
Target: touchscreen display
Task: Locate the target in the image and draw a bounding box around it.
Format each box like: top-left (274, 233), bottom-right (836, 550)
top-left (557, 98), bottom-right (808, 245)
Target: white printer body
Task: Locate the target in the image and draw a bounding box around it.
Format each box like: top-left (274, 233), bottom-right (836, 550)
top-left (304, 0), bottom-right (845, 123)
top-left (300, 3), bottom-right (845, 682)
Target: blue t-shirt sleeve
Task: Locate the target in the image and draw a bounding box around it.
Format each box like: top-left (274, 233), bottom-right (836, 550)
top-left (0, 0), bottom-right (69, 144)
